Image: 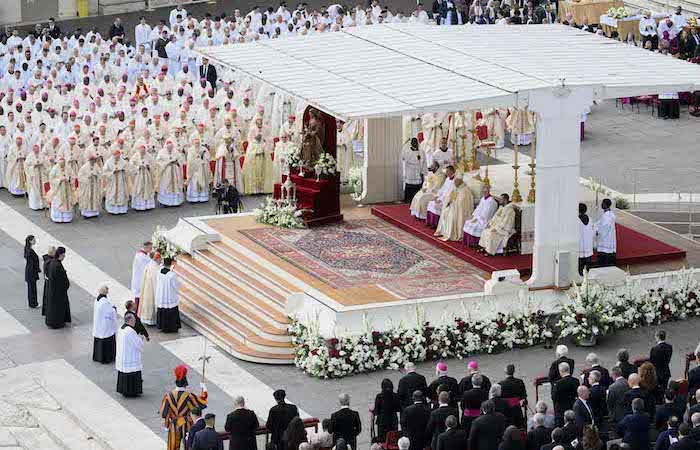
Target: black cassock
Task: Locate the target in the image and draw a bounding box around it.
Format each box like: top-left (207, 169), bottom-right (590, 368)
top-left (45, 259), bottom-right (71, 329)
top-left (41, 255), bottom-right (53, 316)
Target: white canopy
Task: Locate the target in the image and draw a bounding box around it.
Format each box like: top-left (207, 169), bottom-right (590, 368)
top-left (199, 23), bottom-right (700, 120)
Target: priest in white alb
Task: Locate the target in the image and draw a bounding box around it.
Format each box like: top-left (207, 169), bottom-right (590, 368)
top-left (426, 165), bottom-right (456, 228)
top-left (463, 185), bottom-right (499, 247)
top-left (156, 140), bottom-right (185, 207)
top-left (131, 241), bottom-right (152, 308)
top-left (116, 312), bottom-right (144, 398)
top-left (24, 144), bottom-right (49, 210)
top-left (138, 251), bottom-right (161, 326)
top-left (78, 155), bottom-right (103, 218)
top-left (594, 198), bottom-right (617, 267)
top-left (434, 177), bottom-right (474, 242)
top-left (93, 283), bottom-right (118, 364)
top-left (129, 144), bottom-right (157, 210)
top-left (6, 136), bottom-right (27, 196)
top-left (155, 257), bottom-right (182, 333)
top-left (103, 150), bottom-right (130, 214)
top-left (431, 138), bottom-right (454, 169)
top-left (242, 133), bottom-right (273, 194)
top-left (185, 138), bottom-right (211, 203)
top-left (47, 158), bottom-right (76, 223)
top-left (479, 193), bottom-right (517, 255)
top-left (410, 161), bottom-right (446, 220)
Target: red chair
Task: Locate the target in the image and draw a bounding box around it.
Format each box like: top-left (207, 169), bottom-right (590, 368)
top-left (417, 132), bottom-right (424, 143)
top-left (534, 374), bottom-right (550, 402)
top-left (380, 431), bottom-right (401, 450)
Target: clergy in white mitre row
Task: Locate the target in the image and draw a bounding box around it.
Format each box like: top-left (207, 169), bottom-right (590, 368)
top-left (131, 241), bottom-right (153, 308)
top-left (103, 150), bottom-right (130, 214)
top-left (478, 193), bottom-right (517, 256)
top-left (410, 161), bottom-right (446, 220)
top-left (138, 251), bottom-right (161, 326)
top-left (5, 136), bottom-right (27, 196)
top-left (155, 257), bottom-right (181, 333)
top-left (185, 137), bottom-right (211, 202)
top-left (47, 158), bottom-right (76, 223)
top-left (463, 185), bottom-right (499, 247)
top-left (78, 154), bottom-right (103, 218)
top-left (156, 140), bottom-right (185, 207)
top-left (116, 312), bottom-right (144, 398)
top-left (130, 144), bottom-right (157, 210)
top-left (24, 144), bottom-right (49, 211)
top-left (92, 283), bottom-right (118, 364)
top-left (401, 137), bottom-right (427, 203)
top-left (426, 165), bottom-right (456, 228)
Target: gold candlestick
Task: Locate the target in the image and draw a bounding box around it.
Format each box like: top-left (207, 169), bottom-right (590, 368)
top-left (527, 125), bottom-right (536, 203)
top-left (482, 142), bottom-right (495, 187)
top-left (512, 138), bottom-right (522, 203)
top-left (470, 111), bottom-right (480, 172)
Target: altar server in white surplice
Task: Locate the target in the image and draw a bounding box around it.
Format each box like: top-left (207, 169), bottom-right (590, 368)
top-left (594, 198), bottom-right (617, 267)
top-left (131, 241), bottom-right (152, 307)
top-left (578, 203), bottom-right (594, 275)
top-left (115, 313), bottom-right (144, 398)
top-left (426, 165), bottom-right (456, 228)
top-left (434, 177), bottom-right (474, 242)
top-left (401, 137), bottom-right (427, 203)
top-left (155, 258), bottom-right (181, 333)
top-left (410, 161), bottom-right (446, 220)
top-left (479, 194), bottom-right (517, 255)
top-left (463, 185), bottom-right (499, 247)
top-left (92, 283), bottom-right (118, 364)
top-left (430, 138), bottom-right (454, 169)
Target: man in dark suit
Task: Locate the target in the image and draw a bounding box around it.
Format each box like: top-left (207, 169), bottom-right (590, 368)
top-left (499, 364), bottom-right (526, 429)
top-left (688, 29), bottom-right (700, 59)
top-left (461, 374), bottom-right (489, 435)
top-left (623, 373), bottom-right (655, 417)
top-left (429, 363), bottom-right (460, 408)
top-left (561, 411), bottom-right (578, 447)
top-left (329, 393), bottom-right (361, 450)
top-left (192, 414), bottom-right (224, 450)
top-left (186, 407), bottom-right (206, 449)
top-left (587, 371), bottom-right (607, 433)
top-left (459, 361), bottom-right (491, 396)
top-left (552, 362), bottom-right (580, 426)
top-left (427, 391), bottom-right (459, 450)
top-left (581, 353), bottom-right (611, 389)
top-left (489, 385), bottom-right (512, 427)
top-left (540, 428), bottom-right (568, 450)
top-left (688, 348), bottom-right (700, 405)
top-left (687, 393), bottom-right (700, 423)
top-left (655, 416), bottom-right (680, 450)
top-left (670, 424), bottom-right (697, 450)
top-left (549, 345), bottom-right (575, 384)
top-left (225, 396), bottom-right (260, 450)
top-left (468, 400), bottom-right (505, 450)
top-left (436, 415), bottom-right (467, 450)
top-left (607, 366), bottom-right (630, 435)
top-left (46, 17), bottom-right (61, 39)
top-left (108, 18), bottom-right (125, 42)
top-left (267, 390), bottom-right (299, 450)
top-left (526, 413), bottom-right (553, 450)
top-left (398, 362), bottom-right (428, 410)
top-left (400, 391), bottom-right (430, 450)
top-left (215, 179), bottom-right (240, 214)
top-left (617, 398), bottom-right (651, 450)
top-left (650, 330), bottom-right (673, 391)
top-left (573, 386), bottom-right (595, 435)
top-left (656, 390), bottom-right (678, 432)
top-left (200, 57), bottom-right (218, 89)
top-left (617, 349), bottom-right (638, 380)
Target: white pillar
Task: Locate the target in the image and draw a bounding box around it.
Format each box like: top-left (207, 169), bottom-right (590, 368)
top-left (527, 87), bottom-right (593, 288)
top-left (361, 117), bottom-right (403, 204)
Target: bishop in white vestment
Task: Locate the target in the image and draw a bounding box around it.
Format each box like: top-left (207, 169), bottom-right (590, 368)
top-left (103, 151), bottom-right (130, 214)
top-left (155, 258), bottom-right (182, 333)
top-left (129, 146), bottom-right (157, 210)
top-left (463, 185), bottom-right (499, 247)
top-left (410, 162), bottom-right (446, 220)
top-left (138, 252), bottom-right (161, 326)
top-left (116, 313), bottom-right (144, 397)
top-left (594, 199), bottom-right (617, 267)
top-left (156, 143), bottom-right (185, 206)
top-left (47, 159), bottom-right (76, 223)
top-left (426, 166), bottom-right (456, 228)
top-left (93, 284), bottom-right (118, 364)
top-left (434, 177), bottom-right (474, 242)
top-left (78, 156), bottom-right (103, 218)
top-left (478, 195), bottom-right (517, 255)
top-left (185, 139), bottom-right (211, 202)
top-left (131, 242), bottom-right (152, 306)
top-left (24, 145), bottom-right (49, 210)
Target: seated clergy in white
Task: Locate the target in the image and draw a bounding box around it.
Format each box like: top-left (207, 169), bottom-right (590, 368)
top-left (410, 161), bottom-right (446, 220)
top-left (434, 176), bottom-right (474, 242)
top-left (463, 185), bottom-right (499, 247)
top-left (478, 193), bottom-right (517, 256)
top-left (425, 165), bottom-right (456, 228)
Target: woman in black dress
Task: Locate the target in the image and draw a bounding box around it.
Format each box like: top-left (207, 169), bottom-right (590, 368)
top-left (23, 235), bottom-right (40, 308)
top-left (373, 378), bottom-right (401, 442)
top-left (41, 245), bottom-right (56, 316)
top-left (282, 416), bottom-right (308, 450)
top-left (45, 247), bottom-right (71, 329)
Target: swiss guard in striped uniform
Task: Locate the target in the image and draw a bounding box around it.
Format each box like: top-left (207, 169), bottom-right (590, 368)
top-left (159, 364), bottom-right (208, 450)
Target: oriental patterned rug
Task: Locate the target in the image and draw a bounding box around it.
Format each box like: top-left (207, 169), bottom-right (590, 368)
top-left (240, 219), bottom-right (487, 299)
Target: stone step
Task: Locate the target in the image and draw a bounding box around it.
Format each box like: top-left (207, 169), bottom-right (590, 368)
top-left (179, 303), bottom-right (294, 364)
top-left (30, 408), bottom-right (105, 450)
top-left (6, 427), bottom-right (63, 450)
top-left (179, 285), bottom-right (293, 354)
top-left (176, 255), bottom-right (289, 331)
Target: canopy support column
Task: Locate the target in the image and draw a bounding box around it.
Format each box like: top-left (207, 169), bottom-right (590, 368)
top-left (527, 87), bottom-right (593, 288)
top-left (361, 117), bottom-right (404, 204)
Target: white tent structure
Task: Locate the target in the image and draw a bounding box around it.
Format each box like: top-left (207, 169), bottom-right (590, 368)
top-left (198, 24), bottom-right (700, 288)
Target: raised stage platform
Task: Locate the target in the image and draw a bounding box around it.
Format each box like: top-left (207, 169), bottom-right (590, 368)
top-left (371, 204), bottom-right (687, 275)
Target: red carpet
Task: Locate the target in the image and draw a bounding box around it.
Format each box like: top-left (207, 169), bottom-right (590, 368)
top-left (371, 204), bottom-right (686, 275)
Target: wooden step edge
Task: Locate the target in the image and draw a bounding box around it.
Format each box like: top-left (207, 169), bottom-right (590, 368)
top-left (230, 344), bottom-right (296, 361)
top-left (176, 259), bottom-right (289, 325)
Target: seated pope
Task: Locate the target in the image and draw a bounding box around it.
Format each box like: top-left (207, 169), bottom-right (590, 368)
top-left (463, 185), bottom-right (499, 247)
top-left (479, 193), bottom-right (517, 256)
top-left (425, 165), bottom-right (456, 228)
top-left (410, 161), bottom-right (445, 220)
top-left (434, 176), bottom-right (474, 242)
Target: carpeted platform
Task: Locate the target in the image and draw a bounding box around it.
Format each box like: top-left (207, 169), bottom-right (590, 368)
top-left (240, 218), bottom-right (488, 299)
top-left (371, 204), bottom-right (686, 275)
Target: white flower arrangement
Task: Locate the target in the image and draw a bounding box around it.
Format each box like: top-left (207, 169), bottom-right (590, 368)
top-left (291, 269), bottom-right (700, 379)
top-left (607, 7), bottom-right (629, 18)
top-left (254, 197), bottom-right (306, 229)
top-left (313, 152), bottom-right (337, 177)
top-left (279, 143), bottom-right (302, 170)
top-left (152, 226), bottom-right (183, 260)
top-left (347, 165), bottom-right (363, 201)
